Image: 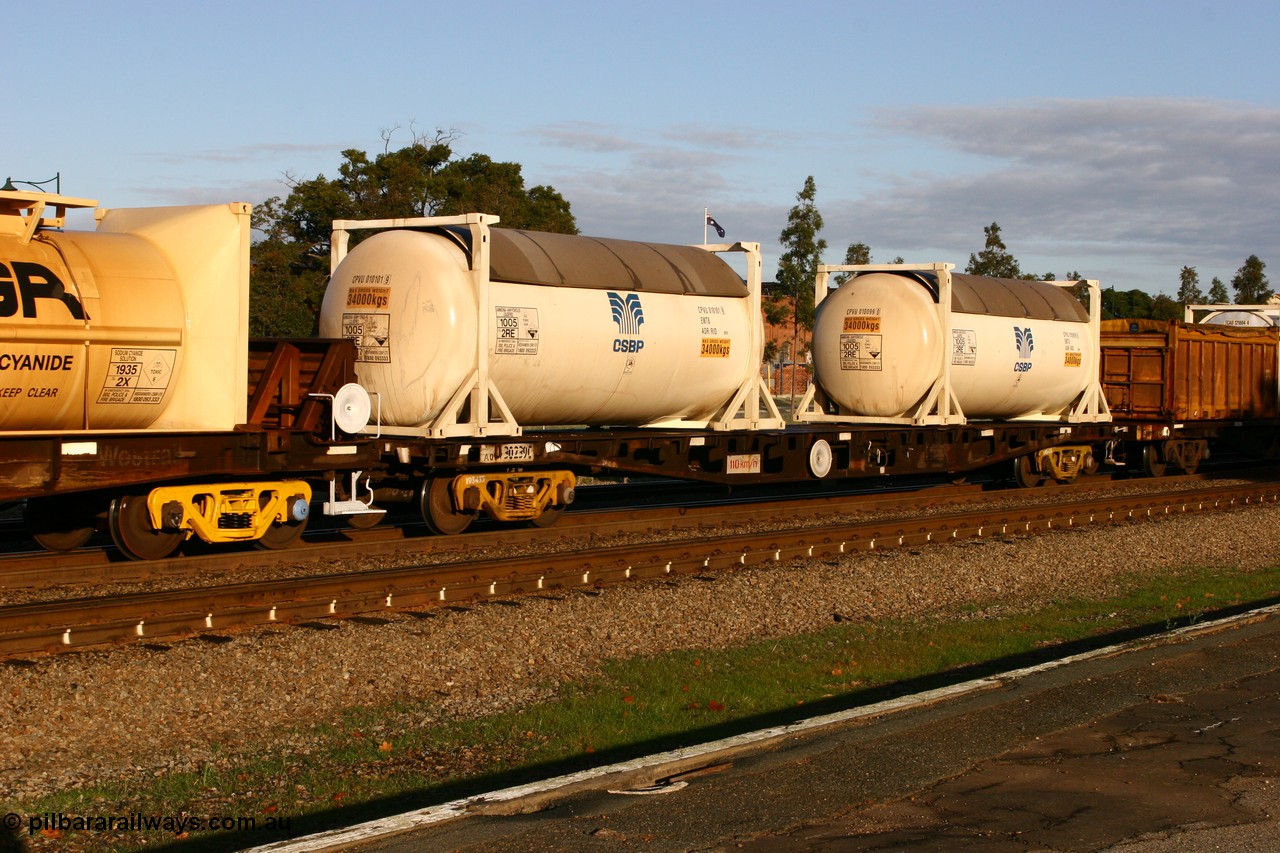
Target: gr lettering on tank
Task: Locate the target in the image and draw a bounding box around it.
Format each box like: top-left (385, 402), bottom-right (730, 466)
top-left (0, 261), bottom-right (89, 320)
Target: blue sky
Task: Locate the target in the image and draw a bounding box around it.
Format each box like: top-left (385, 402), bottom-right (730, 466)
top-left (8, 0), bottom-right (1278, 296)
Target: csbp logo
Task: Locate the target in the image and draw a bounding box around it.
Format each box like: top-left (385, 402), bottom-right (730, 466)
top-left (1013, 326), bottom-right (1034, 373)
top-left (608, 291), bottom-right (645, 353)
top-left (0, 261), bottom-right (89, 320)
top-left (608, 292), bottom-right (644, 334)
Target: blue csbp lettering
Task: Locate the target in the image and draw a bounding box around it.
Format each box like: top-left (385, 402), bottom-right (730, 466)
top-left (612, 339), bottom-right (645, 353)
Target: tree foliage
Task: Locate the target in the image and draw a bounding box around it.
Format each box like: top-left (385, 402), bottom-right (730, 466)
top-left (1100, 288), bottom-right (1182, 321)
top-left (965, 222), bottom-right (1025, 279)
top-left (774, 176), bottom-right (827, 332)
top-left (833, 242), bottom-right (871, 286)
top-left (1231, 255), bottom-right (1272, 304)
top-left (1208, 277), bottom-right (1229, 303)
top-left (1176, 266), bottom-right (1204, 305)
top-left (249, 127), bottom-right (577, 335)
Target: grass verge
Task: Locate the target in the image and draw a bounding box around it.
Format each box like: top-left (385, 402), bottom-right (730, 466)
top-left (6, 564), bottom-right (1280, 852)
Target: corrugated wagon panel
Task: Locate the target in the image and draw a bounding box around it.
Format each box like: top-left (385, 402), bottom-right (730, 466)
top-left (1101, 319), bottom-right (1279, 421)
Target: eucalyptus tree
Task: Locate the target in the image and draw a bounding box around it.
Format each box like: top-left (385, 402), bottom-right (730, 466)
top-left (775, 176), bottom-right (828, 332)
top-left (1231, 255), bottom-right (1272, 304)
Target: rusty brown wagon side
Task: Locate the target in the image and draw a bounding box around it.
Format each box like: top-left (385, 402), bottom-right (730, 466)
top-left (1099, 318), bottom-right (1280, 474)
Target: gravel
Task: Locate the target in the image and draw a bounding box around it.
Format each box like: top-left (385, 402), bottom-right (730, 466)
top-left (3, 501), bottom-right (1280, 802)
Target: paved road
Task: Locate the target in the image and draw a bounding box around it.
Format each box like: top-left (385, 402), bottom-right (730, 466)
top-left (346, 609), bottom-right (1280, 852)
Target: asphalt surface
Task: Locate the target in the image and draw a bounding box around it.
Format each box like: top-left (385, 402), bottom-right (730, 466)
top-left (344, 607), bottom-right (1280, 852)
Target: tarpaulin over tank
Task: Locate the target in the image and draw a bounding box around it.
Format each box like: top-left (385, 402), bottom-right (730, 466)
top-left (880, 270), bottom-right (1090, 322)
top-left (436, 225), bottom-right (749, 297)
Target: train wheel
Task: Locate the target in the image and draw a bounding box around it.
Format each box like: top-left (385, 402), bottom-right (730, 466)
top-left (529, 506), bottom-right (565, 528)
top-left (346, 510), bottom-right (387, 530)
top-left (420, 479), bottom-right (476, 535)
top-left (109, 495), bottom-right (184, 560)
top-left (1142, 445), bottom-right (1168, 478)
top-left (255, 494), bottom-right (309, 550)
top-left (1013, 455), bottom-right (1045, 488)
top-left (255, 518), bottom-right (308, 550)
top-left (25, 497), bottom-right (97, 552)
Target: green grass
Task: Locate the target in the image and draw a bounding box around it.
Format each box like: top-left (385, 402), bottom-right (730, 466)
top-left (6, 564), bottom-right (1279, 852)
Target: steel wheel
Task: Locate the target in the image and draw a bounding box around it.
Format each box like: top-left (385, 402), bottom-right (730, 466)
top-left (255, 518), bottom-right (308, 550)
top-left (109, 494), bottom-right (183, 561)
top-left (1141, 445), bottom-right (1168, 478)
top-left (25, 497), bottom-right (97, 552)
top-left (420, 478), bottom-right (476, 535)
top-left (1013, 455), bottom-right (1044, 488)
top-left (255, 494), bottom-right (309, 550)
top-left (529, 506), bottom-right (565, 528)
top-left (346, 510), bottom-right (387, 529)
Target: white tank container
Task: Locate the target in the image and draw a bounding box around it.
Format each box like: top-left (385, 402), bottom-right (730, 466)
top-left (0, 193), bottom-right (251, 432)
top-left (319, 226), bottom-right (761, 428)
top-left (811, 269), bottom-right (1098, 420)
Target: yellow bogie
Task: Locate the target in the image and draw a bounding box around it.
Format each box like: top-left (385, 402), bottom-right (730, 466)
top-left (144, 482), bottom-right (312, 544)
top-left (420, 471), bottom-right (576, 533)
top-left (449, 471), bottom-right (576, 523)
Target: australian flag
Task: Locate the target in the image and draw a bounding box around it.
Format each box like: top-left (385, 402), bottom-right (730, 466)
top-left (706, 213), bottom-right (725, 238)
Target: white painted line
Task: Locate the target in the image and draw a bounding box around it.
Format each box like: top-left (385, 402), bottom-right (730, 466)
top-left (246, 604), bottom-right (1280, 853)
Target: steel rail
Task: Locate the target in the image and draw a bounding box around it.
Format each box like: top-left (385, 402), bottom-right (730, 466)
top-left (1, 481), bottom-right (1277, 658)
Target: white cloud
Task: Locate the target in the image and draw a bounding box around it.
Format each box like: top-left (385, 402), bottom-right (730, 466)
top-left (847, 98), bottom-right (1280, 274)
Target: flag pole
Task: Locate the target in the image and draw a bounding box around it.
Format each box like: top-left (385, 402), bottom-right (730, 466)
top-left (703, 207), bottom-right (708, 244)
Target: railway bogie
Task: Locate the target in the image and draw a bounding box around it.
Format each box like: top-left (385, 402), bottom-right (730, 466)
top-left (1013, 444), bottom-right (1098, 487)
top-left (372, 469), bottom-right (577, 535)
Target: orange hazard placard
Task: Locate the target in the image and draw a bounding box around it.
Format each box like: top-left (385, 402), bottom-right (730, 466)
top-left (700, 338), bottom-right (732, 357)
top-left (843, 315), bottom-right (881, 333)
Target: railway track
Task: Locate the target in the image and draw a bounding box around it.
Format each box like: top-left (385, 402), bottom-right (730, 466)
top-left (2, 477), bottom-right (1277, 658)
top-left (0, 464), bottom-right (1264, 590)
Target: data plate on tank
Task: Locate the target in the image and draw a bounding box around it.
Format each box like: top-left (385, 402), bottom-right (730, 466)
top-left (341, 313), bottom-right (391, 363)
top-left (495, 306), bottom-right (540, 355)
top-left (96, 348), bottom-right (176, 404)
top-left (1062, 329), bottom-right (1084, 367)
top-left (952, 329), bottom-right (978, 366)
top-left (839, 335), bottom-right (882, 370)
